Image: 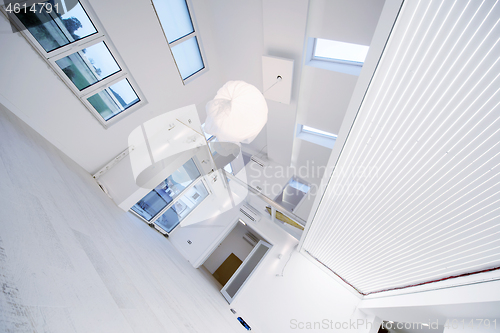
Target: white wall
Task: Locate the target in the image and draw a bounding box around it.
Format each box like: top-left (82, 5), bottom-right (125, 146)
top-left (263, 0), bottom-right (309, 167)
top-left (295, 0), bottom-right (386, 135)
top-left (289, 0), bottom-right (386, 221)
top-left (306, 0), bottom-right (386, 45)
top-left (203, 0), bottom-right (268, 156)
top-left (296, 66), bottom-right (359, 135)
top-left (203, 0), bottom-right (264, 90)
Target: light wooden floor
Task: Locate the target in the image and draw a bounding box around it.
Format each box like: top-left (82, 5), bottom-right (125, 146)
top-left (0, 104), bottom-right (245, 332)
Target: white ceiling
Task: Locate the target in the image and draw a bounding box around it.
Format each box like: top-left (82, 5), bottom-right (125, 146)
top-left (0, 0), bottom-right (266, 174)
top-left (0, 0), bottom-right (386, 178)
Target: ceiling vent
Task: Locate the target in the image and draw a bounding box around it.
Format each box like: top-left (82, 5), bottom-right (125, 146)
top-left (250, 156), bottom-right (267, 168)
top-left (243, 231), bottom-right (259, 247)
top-left (239, 204), bottom-right (261, 224)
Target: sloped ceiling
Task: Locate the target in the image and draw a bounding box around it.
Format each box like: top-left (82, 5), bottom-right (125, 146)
top-left (0, 0), bottom-right (265, 174)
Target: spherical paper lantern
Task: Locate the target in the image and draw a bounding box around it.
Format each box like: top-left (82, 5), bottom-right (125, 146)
top-left (205, 81), bottom-right (268, 144)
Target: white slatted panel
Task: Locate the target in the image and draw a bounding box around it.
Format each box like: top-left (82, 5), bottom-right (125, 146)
top-left (302, 0), bottom-right (500, 295)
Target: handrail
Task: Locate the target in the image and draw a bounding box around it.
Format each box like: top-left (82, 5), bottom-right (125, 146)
top-left (225, 172), bottom-right (307, 227)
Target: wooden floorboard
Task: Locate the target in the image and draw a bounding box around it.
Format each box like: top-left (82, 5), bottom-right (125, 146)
top-left (0, 104), bottom-right (244, 332)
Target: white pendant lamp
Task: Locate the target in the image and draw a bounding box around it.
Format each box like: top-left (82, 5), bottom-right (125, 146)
top-left (204, 81), bottom-right (268, 144)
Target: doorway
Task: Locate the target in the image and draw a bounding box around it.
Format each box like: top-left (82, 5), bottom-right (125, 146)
top-left (201, 219), bottom-right (272, 303)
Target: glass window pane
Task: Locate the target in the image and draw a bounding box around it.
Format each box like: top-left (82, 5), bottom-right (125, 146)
top-left (87, 79), bottom-right (139, 121)
top-left (15, 1), bottom-right (97, 52)
top-left (131, 159), bottom-right (201, 221)
top-left (57, 2), bottom-right (97, 40)
top-left (56, 41), bottom-right (120, 90)
top-left (154, 181), bottom-right (209, 233)
top-left (224, 163), bottom-right (233, 174)
top-left (131, 191), bottom-right (168, 221)
top-left (314, 38), bottom-right (369, 64)
top-left (171, 36), bottom-right (204, 80)
top-left (152, 0), bottom-right (194, 43)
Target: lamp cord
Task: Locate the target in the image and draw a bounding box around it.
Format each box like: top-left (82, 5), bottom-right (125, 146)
top-left (278, 244), bottom-right (298, 277)
top-left (256, 145), bottom-right (267, 158)
top-left (263, 76), bottom-right (283, 94)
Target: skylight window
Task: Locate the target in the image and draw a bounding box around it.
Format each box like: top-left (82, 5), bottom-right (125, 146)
top-left (297, 124), bottom-right (337, 149)
top-left (13, 1), bottom-right (97, 52)
top-left (55, 41), bottom-right (121, 91)
top-left (301, 125), bottom-right (337, 139)
top-left (5, 0), bottom-right (146, 127)
top-left (86, 79), bottom-right (140, 121)
top-left (153, 0), bottom-right (205, 82)
top-left (313, 38), bottom-right (369, 66)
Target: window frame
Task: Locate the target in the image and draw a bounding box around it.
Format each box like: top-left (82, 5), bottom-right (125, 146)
top-left (129, 158), bottom-right (211, 235)
top-left (296, 124), bottom-right (337, 149)
top-left (2, 0), bottom-right (147, 128)
top-left (305, 37), bottom-right (368, 76)
top-left (151, 0), bottom-right (207, 84)
top-left (301, 125), bottom-right (338, 140)
top-left (311, 38), bottom-right (367, 67)
top-left (152, 178), bottom-right (210, 233)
